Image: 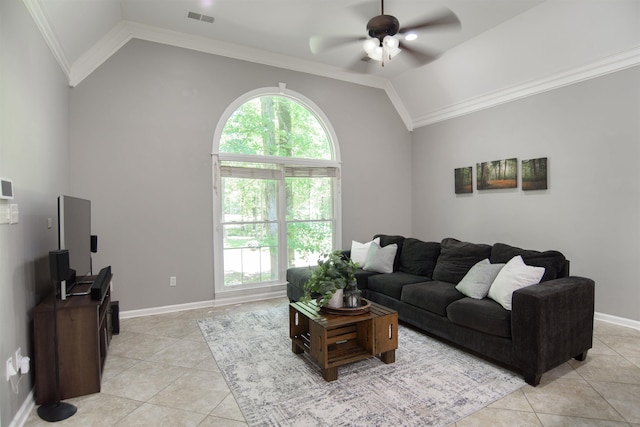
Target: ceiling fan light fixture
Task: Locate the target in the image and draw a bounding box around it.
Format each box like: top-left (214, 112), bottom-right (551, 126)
top-left (384, 35), bottom-right (400, 51)
top-left (363, 35), bottom-right (401, 64)
top-left (363, 38), bottom-right (379, 56)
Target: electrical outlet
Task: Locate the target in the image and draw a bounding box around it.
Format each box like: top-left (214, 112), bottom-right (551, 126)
top-left (170, 276), bottom-right (177, 287)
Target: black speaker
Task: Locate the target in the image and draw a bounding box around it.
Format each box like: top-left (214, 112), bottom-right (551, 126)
top-left (111, 301), bottom-right (120, 335)
top-left (49, 250), bottom-right (70, 281)
top-left (91, 235), bottom-right (98, 253)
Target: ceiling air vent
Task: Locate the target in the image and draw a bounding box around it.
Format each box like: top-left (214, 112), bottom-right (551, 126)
top-left (187, 11), bottom-right (215, 24)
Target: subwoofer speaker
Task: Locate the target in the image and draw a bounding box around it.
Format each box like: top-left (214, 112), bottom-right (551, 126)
top-left (111, 301), bottom-right (120, 334)
top-left (49, 250), bottom-right (70, 281)
top-left (91, 235), bottom-right (98, 253)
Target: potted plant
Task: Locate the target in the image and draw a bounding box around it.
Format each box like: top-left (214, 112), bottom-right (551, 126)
top-left (301, 250), bottom-right (358, 308)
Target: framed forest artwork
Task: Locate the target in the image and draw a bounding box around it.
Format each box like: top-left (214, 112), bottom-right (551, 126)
top-left (454, 167), bottom-right (473, 194)
top-left (476, 158), bottom-right (517, 190)
top-left (522, 157), bottom-right (548, 190)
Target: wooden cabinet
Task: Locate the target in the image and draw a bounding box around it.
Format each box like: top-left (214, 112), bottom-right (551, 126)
top-left (33, 277), bottom-right (112, 404)
top-left (289, 300), bottom-right (398, 381)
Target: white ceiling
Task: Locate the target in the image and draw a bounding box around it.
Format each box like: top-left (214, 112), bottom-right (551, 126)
top-left (24, 0), bottom-right (639, 130)
top-left (33, 0), bottom-right (542, 80)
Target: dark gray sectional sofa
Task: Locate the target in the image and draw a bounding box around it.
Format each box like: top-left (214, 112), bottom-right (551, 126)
top-left (286, 235), bottom-right (595, 386)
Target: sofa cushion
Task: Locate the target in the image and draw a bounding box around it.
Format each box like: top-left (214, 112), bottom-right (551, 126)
top-left (286, 266), bottom-right (377, 296)
top-left (447, 297), bottom-right (512, 338)
top-left (432, 238), bottom-right (492, 284)
top-left (399, 238), bottom-right (441, 277)
top-left (286, 266), bottom-right (315, 290)
top-left (455, 259), bottom-right (505, 299)
top-left (363, 242), bottom-right (398, 274)
top-left (401, 281), bottom-right (465, 317)
top-left (367, 271), bottom-right (429, 300)
top-left (353, 269), bottom-right (379, 290)
top-left (350, 237), bottom-right (380, 266)
top-left (488, 255), bottom-right (545, 310)
top-left (373, 234), bottom-right (405, 271)
top-left (490, 242), bottom-right (567, 281)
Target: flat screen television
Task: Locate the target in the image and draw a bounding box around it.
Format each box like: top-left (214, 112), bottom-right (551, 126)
top-left (58, 195), bottom-right (92, 291)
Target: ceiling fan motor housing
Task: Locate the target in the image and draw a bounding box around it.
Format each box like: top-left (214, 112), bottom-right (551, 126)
top-left (367, 15), bottom-right (400, 40)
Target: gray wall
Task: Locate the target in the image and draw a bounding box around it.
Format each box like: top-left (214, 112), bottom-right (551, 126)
top-left (411, 66), bottom-right (640, 322)
top-left (69, 39), bottom-right (412, 311)
top-left (0, 0), bottom-right (70, 424)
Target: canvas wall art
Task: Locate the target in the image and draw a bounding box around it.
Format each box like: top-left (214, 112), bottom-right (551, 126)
top-left (522, 157), bottom-right (548, 190)
top-left (454, 167), bottom-right (473, 194)
top-left (476, 158), bottom-right (517, 190)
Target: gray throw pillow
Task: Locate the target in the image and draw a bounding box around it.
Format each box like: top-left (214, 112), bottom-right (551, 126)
top-left (432, 238), bottom-right (493, 284)
top-left (455, 259), bottom-right (505, 299)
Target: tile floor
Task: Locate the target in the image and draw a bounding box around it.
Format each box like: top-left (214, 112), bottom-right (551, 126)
top-left (23, 297), bottom-right (640, 426)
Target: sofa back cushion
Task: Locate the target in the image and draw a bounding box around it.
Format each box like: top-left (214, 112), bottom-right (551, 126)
top-left (373, 234), bottom-right (405, 271)
top-left (432, 238), bottom-right (492, 284)
top-left (490, 242), bottom-right (567, 281)
top-left (399, 238), bottom-right (441, 277)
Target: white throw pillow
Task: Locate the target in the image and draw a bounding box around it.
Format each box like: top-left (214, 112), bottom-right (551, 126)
top-left (363, 242), bottom-right (398, 274)
top-left (456, 259), bottom-right (505, 299)
top-left (350, 237), bottom-right (380, 266)
top-left (488, 255), bottom-right (545, 310)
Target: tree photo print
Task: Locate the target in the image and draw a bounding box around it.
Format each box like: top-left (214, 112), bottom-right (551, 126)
top-left (476, 158), bottom-right (517, 190)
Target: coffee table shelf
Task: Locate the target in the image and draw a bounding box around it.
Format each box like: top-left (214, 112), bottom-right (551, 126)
top-left (289, 299), bottom-right (398, 381)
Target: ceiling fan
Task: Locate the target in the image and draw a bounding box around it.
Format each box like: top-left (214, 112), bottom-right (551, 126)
top-left (310, 0), bottom-right (461, 68)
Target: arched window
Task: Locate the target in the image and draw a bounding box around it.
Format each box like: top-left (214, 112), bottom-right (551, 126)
top-left (212, 86), bottom-right (341, 295)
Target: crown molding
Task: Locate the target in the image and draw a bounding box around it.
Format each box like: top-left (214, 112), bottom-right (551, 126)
top-left (25, 0), bottom-right (637, 133)
top-left (22, 0), bottom-right (71, 76)
top-left (68, 21), bottom-right (132, 87)
top-left (65, 20), bottom-right (414, 129)
top-left (412, 45), bottom-right (640, 129)
top-left (383, 82), bottom-right (413, 131)
top-left (126, 22), bottom-right (389, 90)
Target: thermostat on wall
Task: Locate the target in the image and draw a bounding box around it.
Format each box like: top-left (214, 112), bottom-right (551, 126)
top-left (1, 178), bottom-right (14, 199)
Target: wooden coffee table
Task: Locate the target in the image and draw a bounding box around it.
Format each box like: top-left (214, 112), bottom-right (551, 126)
top-left (289, 299), bottom-right (398, 381)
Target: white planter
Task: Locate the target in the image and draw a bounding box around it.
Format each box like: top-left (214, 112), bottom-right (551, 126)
top-left (326, 289), bottom-right (344, 308)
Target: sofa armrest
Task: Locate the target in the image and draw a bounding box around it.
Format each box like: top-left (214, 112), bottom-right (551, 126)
top-left (511, 276), bottom-right (595, 383)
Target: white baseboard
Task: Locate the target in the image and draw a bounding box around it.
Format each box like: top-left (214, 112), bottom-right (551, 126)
top-left (213, 288), bottom-right (287, 308)
top-left (9, 390), bottom-right (35, 427)
top-left (594, 311), bottom-right (640, 331)
top-left (121, 298), bottom-right (640, 331)
top-left (119, 288), bottom-right (287, 319)
top-left (119, 299), bottom-right (216, 319)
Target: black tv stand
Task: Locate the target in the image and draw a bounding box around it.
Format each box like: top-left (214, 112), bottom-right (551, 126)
top-left (33, 271), bottom-right (113, 404)
top-left (67, 290), bottom-right (91, 297)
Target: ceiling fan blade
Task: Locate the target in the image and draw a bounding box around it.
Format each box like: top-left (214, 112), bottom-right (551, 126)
top-left (399, 7), bottom-right (461, 34)
top-left (309, 35), bottom-right (365, 54)
top-left (399, 42), bottom-right (440, 66)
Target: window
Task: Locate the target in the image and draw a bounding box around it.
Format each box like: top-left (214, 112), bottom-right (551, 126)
top-left (213, 87), bottom-right (341, 293)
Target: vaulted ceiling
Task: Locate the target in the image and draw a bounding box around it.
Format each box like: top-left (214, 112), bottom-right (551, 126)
top-left (23, 0), bottom-right (640, 130)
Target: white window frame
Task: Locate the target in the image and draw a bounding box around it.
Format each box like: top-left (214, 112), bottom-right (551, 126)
top-left (211, 84), bottom-right (342, 296)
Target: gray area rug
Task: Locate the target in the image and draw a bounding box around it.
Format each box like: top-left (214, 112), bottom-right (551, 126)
top-left (198, 305), bottom-right (524, 427)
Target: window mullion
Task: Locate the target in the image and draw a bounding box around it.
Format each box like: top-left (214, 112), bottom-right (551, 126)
top-left (277, 164), bottom-right (287, 283)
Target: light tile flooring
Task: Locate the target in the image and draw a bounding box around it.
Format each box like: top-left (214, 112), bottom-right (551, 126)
top-left (24, 297), bottom-right (640, 426)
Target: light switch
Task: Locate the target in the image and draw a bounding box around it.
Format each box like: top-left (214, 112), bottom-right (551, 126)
top-left (0, 206), bottom-right (9, 224)
top-left (9, 204), bottom-right (18, 224)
